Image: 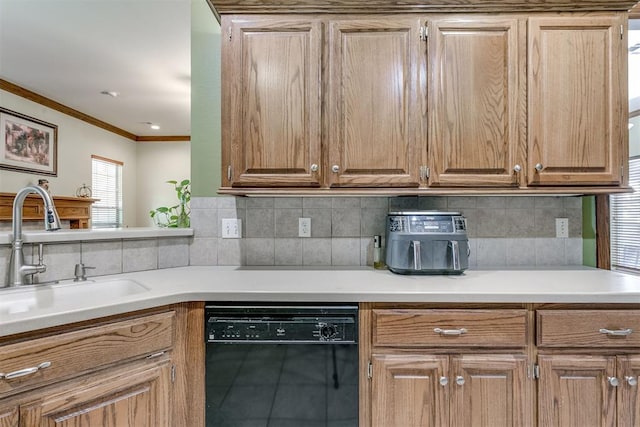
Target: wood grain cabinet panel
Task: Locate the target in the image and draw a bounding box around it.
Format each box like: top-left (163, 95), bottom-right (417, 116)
top-left (428, 18), bottom-right (524, 188)
top-left (528, 15), bottom-right (626, 186)
top-left (0, 406), bottom-right (17, 427)
top-left (371, 354), bottom-right (449, 427)
top-left (537, 310), bottom-right (640, 348)
top-left (327, 17), bottom-right (424, 187)
top-left (373, 309), bottom-right (528, 347)
top-left (365, 305), bottom-right (531, 427)
top-left (537, 354), bottom-right (617, 427)
top-left (617, 355), bottom-right (640, 427)
top-left (19, 361), bottom-right (172, 427)
top-left (0, 312), bottom-right (174, 398)
top-left (450, 355), bottom-right (530, 427)
top-left (222, 16), bottom-right (323, 187)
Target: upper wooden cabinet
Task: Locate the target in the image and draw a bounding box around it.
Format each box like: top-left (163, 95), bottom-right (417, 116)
top-left (528, 15), bottom-right (627, 186)
top-left (327, 17), bottom-right (424, 187)
top-left (218, 9), bottom-right (632, 195)
top-left (222, 16), bottom-right (323, 187)
top-left (428, 17), bottom-right (524, 187)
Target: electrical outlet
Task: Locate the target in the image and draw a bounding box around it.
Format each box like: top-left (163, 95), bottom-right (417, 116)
top-left (299, 218), bottom-right (311, 237)
top-left (555, 218), bottom-right (569, 238)
top-left (222, 218), bottom-right (241, 238)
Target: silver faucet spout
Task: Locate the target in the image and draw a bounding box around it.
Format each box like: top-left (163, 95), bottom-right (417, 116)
top-left (5, 186), bottom-right (61, 287)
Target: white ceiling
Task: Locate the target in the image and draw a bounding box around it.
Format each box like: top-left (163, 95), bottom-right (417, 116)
top-left (0, 0), bottom-right (191, 137)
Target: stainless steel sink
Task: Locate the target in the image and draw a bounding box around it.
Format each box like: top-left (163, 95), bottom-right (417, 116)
top-left (0, 279), bottom-right (149, 315)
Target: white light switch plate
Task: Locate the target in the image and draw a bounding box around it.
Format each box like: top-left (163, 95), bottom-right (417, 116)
top-left (299, 218), bottom-right (311, 237)
top-left (222, 218), bottom-right (241, 238)
top-left (555, 218), bottom-right (568, 238)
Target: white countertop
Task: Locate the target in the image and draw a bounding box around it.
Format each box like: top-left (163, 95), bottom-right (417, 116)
top-left (0, 227), bottom-right (193, 244)
top-left (2, 266), bottom-right (640, 338)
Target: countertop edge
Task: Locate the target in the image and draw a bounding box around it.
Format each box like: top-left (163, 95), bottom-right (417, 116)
top-left (2, 266), bottom-right (640, 338)
top-left (0, 227), bottom-right (193, 244)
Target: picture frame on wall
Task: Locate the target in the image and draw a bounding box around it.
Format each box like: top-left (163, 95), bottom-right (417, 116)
top-left (0, 107), bottom-right (57, 176)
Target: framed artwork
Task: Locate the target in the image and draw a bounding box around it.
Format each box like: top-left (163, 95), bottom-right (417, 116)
top-left (1, 107), bottom-right (57, 176)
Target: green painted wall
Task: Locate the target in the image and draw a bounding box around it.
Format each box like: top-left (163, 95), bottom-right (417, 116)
top-left (191, 0), bottom-right (221, 197)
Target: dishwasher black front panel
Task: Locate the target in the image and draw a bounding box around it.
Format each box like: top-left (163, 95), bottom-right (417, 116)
top-left (205, 303), bottom-right (358, 427)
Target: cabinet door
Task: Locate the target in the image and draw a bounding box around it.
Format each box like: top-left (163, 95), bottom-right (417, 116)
top-left (528, 15), bottom-right (626, 186)
top-left (428, 18), bottom-right (523, 187)
top-left (327, 17), bottom-right (424, 187)
top-left (371, 354), bottom-right (448, 427)
top-left (617, 355), bottom-right (640, 427)
top-left (222, 16), bottom-right (322, 187)
top-left (19, 362), bottom-right (172, 427)
top-left (450, 354), bottom-right (530, 427)
top-left (0, 406), bottom-right (17, 427)
top-left (538, 354), bottom-right (616, 427)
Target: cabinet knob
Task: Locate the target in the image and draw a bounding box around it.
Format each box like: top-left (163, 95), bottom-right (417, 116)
top-left (332, 165), bottom-right (340, 173)
top-left (310, 164), bottom-right (319, 172)
top-left (439, 376), bottom-right (449, 386)
top-left (455, 375), bottom-right (465, 386)
top-left (608, 377), bottom-right (620, 387)
top-left (513, 164), bottom-right (522, 173)
top-left (626, 376), bottom-right (638, 386)
top-left (535, 163), bottom-right (544, 172)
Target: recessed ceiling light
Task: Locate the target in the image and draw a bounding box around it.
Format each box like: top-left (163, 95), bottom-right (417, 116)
top-left (100, 90), bottom-right (119, 98)
top-left (141, 121), bottom-right (160, 130)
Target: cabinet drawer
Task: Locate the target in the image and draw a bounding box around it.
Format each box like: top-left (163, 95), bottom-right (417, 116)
top-left (537, 310), bottom-right (640, 348)
top-left (372, 309), bottom-right (528, 347)
top-left (0, 311), bottom-right (175, 397)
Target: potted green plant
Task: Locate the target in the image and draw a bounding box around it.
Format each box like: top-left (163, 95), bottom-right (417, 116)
top-left (149, 179), bottom-right (191, 228)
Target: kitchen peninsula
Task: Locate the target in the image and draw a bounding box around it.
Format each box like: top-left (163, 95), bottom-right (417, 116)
top-left (2, 266), bottom-right (640, 426)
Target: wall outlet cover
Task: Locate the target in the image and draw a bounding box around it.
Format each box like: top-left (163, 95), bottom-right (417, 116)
top-left (299, 217), bottom-right (311, 237)
top-left (555, 218), bottom-right (569, 238)
top-left (222, 218), bottom-right (241, 238)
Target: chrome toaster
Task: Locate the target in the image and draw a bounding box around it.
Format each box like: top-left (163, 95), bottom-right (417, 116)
top-left (385, 211), bottom-right (470, 275)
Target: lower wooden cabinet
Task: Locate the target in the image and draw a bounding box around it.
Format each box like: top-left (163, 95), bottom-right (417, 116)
top-left (451, 355), bottom-right (529, 427)
top-left (19, 360), bottom-right (172, 427)
top-left (371, 353), bottom-right (529, 427)
top-left (0, 303), bottom-right (205, 427)
top-left (371, 354), bottom-right (449, 427)
top-left (538, 354), bottom-right (640, 427)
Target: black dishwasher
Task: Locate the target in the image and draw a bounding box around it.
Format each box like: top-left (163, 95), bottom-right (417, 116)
top-left (205, 303), bottom-right (358, 427)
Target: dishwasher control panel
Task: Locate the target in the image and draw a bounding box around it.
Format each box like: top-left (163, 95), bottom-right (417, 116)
top-left (206, 304), bottom-right (358, 344)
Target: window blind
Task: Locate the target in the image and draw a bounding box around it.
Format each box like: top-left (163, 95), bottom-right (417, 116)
top-left (91, 156), bottom-right (123, 228)
top-left (611, 156), bottom-right (640, 273)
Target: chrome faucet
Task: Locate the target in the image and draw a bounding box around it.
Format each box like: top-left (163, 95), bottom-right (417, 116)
top-left (5, 185), bottom-right (62, 287)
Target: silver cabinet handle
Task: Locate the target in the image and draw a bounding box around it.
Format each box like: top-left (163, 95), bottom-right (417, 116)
top-left (626, 376), bottom-right (638, 386)
top-left (599, 328), bottom-right (633, 336)
top-left (513, 164), bottom-right (522, 173)
top-left (434, 328), bottom-right (467, 336)
top-left (0, 361), bottom-right (51, 380)
top-left (535, 163), bottom-right (544, 171)
top-left (310, 164), bottom-right (319, 172)
top-left (455, 375), bottom-right (465, 386)
top-left (608, 377), bottom-right (620, 387)
top-left (331, 165), bottom-right (340, 173)
top-left (439, 376), bottom-right (448, 386)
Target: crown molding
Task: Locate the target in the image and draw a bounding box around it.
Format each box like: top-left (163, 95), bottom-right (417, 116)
top-left (0, 78), bottom-right (190, 142)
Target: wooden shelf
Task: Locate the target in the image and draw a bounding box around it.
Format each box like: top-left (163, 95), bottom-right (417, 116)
top-left (0, 192), bottom-right (98, 229)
